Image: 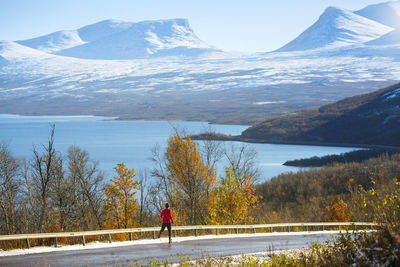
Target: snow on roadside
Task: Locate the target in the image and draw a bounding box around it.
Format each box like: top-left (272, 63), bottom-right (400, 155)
top-left (171, 248), bottom-right (311, 266)
top-left (0, 230), bottom-right (342, 257)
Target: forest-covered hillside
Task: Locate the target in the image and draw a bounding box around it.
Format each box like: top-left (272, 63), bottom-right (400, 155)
top-left (255, 153), bottom-right (400, 223)
top-left (241, 82), bottom-right (400, 147)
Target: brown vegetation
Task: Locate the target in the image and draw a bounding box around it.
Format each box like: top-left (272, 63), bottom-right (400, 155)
top-left (256, 153), bottom-right (400, 223)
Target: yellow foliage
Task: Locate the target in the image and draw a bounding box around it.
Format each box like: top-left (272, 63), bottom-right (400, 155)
top-left (359, 178), bottom-right (400, 229)
top-left (271, 211), bottom-right (281, 223)
top-left (165, 134), bottom-right (216, 225)
top-left (208, 168), bottom-right (260, 225)
top-left (326, 196), bottom-right (351, 222)
top-left (104, 163), bottom-right (140, 230)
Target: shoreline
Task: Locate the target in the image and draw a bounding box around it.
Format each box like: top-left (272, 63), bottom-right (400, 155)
top-left (4, 113), bottom-right (400, 152)
top-left (0, 113), bottom-right (251, 126)
top-left (191, 132), bottom-right (400, 150)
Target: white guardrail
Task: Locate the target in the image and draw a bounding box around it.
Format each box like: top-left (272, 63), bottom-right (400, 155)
top-left (0, 222), bottom-right (377, 249)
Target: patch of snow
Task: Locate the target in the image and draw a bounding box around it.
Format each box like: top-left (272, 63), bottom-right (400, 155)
top-left (253, 101), bottom-right (286, 105)
top-left (383, 114), bottom-right (399, 124)
top-left (384, 87), bottom-right (400, 100)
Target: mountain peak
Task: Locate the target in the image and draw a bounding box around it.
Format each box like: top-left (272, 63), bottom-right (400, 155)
top-left (277, 6), bottom-right (393, 52)
top-left (323, 6), bottom-right (347, 15)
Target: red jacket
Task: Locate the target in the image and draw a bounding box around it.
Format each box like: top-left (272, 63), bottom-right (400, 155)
top-left (160, 208), bottom-right (172, 223)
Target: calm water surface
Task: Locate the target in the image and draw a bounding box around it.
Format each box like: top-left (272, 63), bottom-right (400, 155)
top-left (0, 114), bottom-right (358, 181)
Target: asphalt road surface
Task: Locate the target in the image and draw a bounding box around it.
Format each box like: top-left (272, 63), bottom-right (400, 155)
top-left (0, 232), bottom-right (339, 266)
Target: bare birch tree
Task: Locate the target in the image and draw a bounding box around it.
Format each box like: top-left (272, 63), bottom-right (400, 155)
top-left (67, 145), bottom-right (104, 230)
top-left (0, 144), bottom-right (20, 234)
top-left (29, 125), bottom-right (60, 232)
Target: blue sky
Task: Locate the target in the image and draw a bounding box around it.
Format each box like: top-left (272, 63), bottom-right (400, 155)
top-left (0, 0), bottom-right (390, 52)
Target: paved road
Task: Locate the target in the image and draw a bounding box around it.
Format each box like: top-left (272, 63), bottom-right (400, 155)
top-left (0, 233), bottom-right (338, 266)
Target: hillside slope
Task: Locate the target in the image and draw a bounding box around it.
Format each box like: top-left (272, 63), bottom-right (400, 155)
top-left (241, 82), bottom-right (400, 146)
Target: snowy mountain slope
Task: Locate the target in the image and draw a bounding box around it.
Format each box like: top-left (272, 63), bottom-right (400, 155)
top-left (277, 7), bottom-right (393, 52)
top-left (367, 28), bottom-right (400, 45)
top-left (1, 38), bottom-right (397, 96)
top-left (77, 19), bottom-right (134, 42)
top-left (355, 1), bottom-right (400, 28)
top-left (0, 41), bottom-right (57, 63)
top-left (1, 36), bottom-right (399, 123)
top-left (16, 20), bottom-right (133, 53)
top-left (16, 30), bottom-right (86, 53)
top-left (56, 19), bottom-right (219, 59)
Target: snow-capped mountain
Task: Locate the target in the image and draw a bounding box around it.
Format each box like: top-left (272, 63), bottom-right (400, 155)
top-left (1, 2), bottom-right (400, 124)
top-left (355, 1), bottom-right (400, 28)
top-left (17, 19), bottom-right (219, 59)
top-left (277, 7), bottom-right (393, 52)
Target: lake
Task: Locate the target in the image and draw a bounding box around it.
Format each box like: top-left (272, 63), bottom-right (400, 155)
top-left (0, 114), bottom-right (358, 182)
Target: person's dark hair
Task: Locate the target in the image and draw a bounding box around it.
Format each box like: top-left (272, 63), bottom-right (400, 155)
top-left (165, 203), bottom-right (169, 208)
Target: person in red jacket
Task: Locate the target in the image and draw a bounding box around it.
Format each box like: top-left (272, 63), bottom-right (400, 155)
top-left (158, 203), bottom-right (173, 243)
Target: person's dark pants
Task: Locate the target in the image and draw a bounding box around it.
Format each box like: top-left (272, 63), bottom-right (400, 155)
top-left (159, 223), bottom-right (171, 238)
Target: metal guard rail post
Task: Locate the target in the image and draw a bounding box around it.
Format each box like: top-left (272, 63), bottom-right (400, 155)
top-left (0, 222), bottom-right (377, 248)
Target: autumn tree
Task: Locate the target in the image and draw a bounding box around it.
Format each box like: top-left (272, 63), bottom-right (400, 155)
top-left (104, 163), bottom-right (140, 229)
top-left (152, 134), bottom-right (216, 225)
top-left (326, 196), bottom-right (351, 222)
top-left (167, 135), bottom-right (217, 225)
top-left (208, 168), bottom-right (260, 225)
